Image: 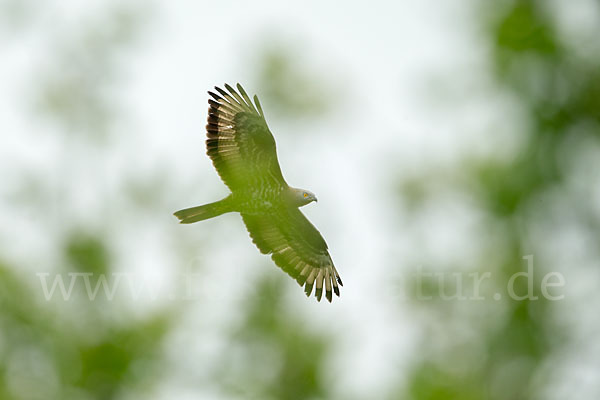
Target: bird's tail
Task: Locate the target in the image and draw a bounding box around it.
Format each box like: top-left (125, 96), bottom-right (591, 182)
top-left (174, 197), bottom-right (233, 224)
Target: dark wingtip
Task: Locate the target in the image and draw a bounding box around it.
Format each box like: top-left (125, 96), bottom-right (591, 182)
top-left (326, 290), bottom-right (332, 302)
top-left (208, 91), bottom-right (222, 101)
top-left (215, 86), bottom-right (229, 98)
top-left (224, 83), bottom-right (236, 94)
top-left (333, 286), bottom-right (340, 296)
top-left (337, 276), bottom-right (343, 286)
top-left (316, 288), bottom-right (323, 302)
top-left (304, 283), bottom-right (314, 297)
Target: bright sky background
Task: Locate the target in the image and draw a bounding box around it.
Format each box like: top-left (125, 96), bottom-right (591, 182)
top-left (3, 0), bottom-right (598, 399)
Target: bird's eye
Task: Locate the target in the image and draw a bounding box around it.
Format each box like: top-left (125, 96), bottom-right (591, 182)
top-left (303, 193), bottom-right (308, 198)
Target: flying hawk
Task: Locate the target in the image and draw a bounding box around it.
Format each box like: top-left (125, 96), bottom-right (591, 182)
top-left (174, 84), bottom-right (343, 302)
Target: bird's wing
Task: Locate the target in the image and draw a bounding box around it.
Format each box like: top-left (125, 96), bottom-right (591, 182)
top-left (206, 84), bottom-right (287, 192)
top-left (241, 207), bottom-right (343, 302)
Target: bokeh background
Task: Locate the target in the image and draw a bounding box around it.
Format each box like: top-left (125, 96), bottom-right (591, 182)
top-left (2, 0), bottom-right (600, 399)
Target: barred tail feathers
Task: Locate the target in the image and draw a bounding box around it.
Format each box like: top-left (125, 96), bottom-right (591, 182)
top-left (174, 198), bottom-right (233, 224)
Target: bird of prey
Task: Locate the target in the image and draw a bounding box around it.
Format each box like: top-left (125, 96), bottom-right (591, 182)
top-left (174, 84), bottom-right (343, 302)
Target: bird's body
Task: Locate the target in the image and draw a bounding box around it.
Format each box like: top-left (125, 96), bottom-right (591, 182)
top-left (232, 186), bottom-right (283, 213)
top-left (174, 84), bottom-right (342, 302)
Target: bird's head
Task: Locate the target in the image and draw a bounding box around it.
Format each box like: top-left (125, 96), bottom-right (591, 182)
top-left (288, 187), bottom-right (318, 207)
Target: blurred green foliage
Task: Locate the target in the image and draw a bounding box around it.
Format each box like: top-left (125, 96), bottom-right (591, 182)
top-left (0, 260), bottom-right (171, 400)
top-left (1, 4), bottom-right (173, 399)
top-left (254, 40), bottom-right (333, 120)
top-left (2, 0), bottom-right (598, 399)
top-left (217, 274), bottom-right (331, 400)
top-left (400, 0), bottom-right (600, 399)
top-left (35, 5), bottom-right (149, 141)
top-left (65, 232), bottom-right (110, 275)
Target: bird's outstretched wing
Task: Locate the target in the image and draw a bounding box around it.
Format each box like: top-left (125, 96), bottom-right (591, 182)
top-left (241, 207), bottom-right (343, 302)
top-left (206, 84), bottom-right (287, 192)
